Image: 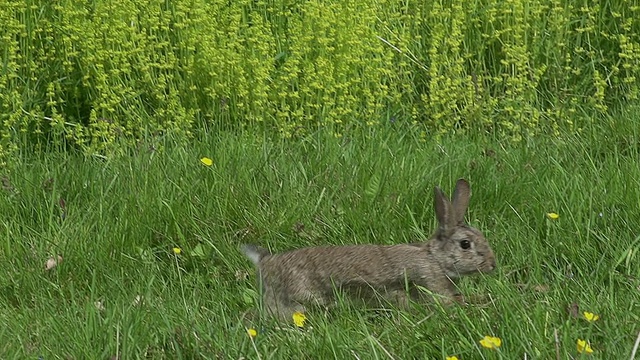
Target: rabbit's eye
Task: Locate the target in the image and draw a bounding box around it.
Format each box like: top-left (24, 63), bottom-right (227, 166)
top-left (460, 240), bottom-right (471, 249)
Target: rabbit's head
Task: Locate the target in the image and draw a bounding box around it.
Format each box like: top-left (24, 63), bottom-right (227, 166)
top-left (424, 179), bottom-right (496, 279)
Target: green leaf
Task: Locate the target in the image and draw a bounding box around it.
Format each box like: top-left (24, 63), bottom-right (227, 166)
top-left (242, 289), bottom-right (257, 305)
top-left (364, 174), bottom-right (381, 201)
top-left (189, 243), bottom-right (206, 258)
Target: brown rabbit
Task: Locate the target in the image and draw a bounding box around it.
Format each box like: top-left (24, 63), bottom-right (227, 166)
top-left (242, 178), bottom-right (496, 319)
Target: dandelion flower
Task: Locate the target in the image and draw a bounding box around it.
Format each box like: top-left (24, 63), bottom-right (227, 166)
top-left (446, 356), bottom-right (459, 360)
top-left (546, 212), bottom-right (560, 220)
top-left (172, 247), bottom-right (182, 255)
top-left (577, 339), bottom-right (593, 354)
top-left (583, 311), bottom-right (599, 322)
top-left (200, 157), bottom-right (213, 166)
top-left (292, 311), bottom-right (306, 328)
top-left (479, 335), bottom-right (502, 349)
top-left (247, 328), bottom-right (257, 338)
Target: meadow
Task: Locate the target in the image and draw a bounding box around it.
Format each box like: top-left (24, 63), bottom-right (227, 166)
top-left (2, 0), bottom-right (640, 358)
top-left (1, 111), bottom-right (639, 359)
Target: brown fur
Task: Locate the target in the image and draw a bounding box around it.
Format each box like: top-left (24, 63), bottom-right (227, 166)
top-left (242, 178), bottom-right (496, 319)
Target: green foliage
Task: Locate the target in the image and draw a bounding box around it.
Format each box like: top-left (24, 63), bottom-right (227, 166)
top-left (1, 113), bottom-right (640, 358)
top-left (0, 0), bottom-right (639, 156)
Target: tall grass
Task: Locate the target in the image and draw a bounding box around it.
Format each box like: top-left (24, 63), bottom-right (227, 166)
top-left (1, 107), bottom-right (639, 358)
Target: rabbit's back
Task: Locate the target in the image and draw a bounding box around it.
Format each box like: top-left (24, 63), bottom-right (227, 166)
top-left (258, 244), bottom-right (434, 301)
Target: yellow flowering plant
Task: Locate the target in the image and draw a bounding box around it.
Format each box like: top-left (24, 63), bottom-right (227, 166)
top-left (577, 339), bottom-right (594, 354)
top-left (292, 312), bottom-right (306, 328)
top-left (200, 157), bottom-right (213, 166)
top-left (583, 311), bottom-right (600, 322)
top-left (546, 212), bottom-right (560, 220)
top-left (479, 335), bottom-right (502, 349)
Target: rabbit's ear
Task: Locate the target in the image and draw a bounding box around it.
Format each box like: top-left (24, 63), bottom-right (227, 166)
top-left (434, 186), bottom-right (455, 232)
top-left (452, 179), bottom-right (470, 224)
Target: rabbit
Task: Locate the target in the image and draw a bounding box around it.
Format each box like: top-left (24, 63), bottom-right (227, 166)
top-left (241, 178), bottom-right (496, 320)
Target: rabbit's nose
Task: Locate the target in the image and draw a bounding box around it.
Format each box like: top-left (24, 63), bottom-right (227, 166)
top-left (488, 254), bottom-right (497, 271)
top-left (481, 251), bottom-right (497, 271)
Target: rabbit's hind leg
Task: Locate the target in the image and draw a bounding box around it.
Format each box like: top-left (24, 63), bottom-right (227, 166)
top-left (264, 291), bottom-right (306, 321)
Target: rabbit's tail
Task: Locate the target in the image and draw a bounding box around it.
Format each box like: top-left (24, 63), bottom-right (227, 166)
top-left (241, 244), bottom-right (270, 265)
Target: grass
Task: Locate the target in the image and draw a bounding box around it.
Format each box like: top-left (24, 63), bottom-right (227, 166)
top-left (1, 113), bottom-right (640, 359)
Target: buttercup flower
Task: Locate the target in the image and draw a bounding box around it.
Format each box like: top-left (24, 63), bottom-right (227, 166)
top-left (546, 212), bottom-right (560, 220)
top-left (247, 328), bottom-right (257, 338)
top-left (577, 339), bottom-right (593, 354)
top-left (479, 335), bottom-right (502, 349)
top-left (292, 311), bottom-right (306, 328)
top-left (200, 157), bottom-right (213, 166)
top-left (172, 247), bottom-right (182, 255)
top-left (583, 311), bottom-right (599, 322)
top-left (446, 356), bottom-right (459, 360)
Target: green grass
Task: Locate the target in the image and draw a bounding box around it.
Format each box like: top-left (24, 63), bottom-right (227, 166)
top-left (1, 113), bottom-right (640, 359)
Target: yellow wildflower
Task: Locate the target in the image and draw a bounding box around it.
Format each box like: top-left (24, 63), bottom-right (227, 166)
top-left (247, 328), bottom-right (257, 338)
top-left (577, 339), bottom-right (593, 354)
top-left (583, 311), bottom-right (599, 322)
top-left (479, 335), bottom-right (502, 349)
top-left (546, 212), bottom-right (560, 220)
top-left (446, 356), bottom-right (459, 360)
top-left (200, 157), bottom-right (213, 166)
top-left (292, 311), bottom-right (306, 328)
top-left (172, 247), bottom-right (182, 255)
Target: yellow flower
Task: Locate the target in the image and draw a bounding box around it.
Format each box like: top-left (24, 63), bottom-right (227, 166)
top-left (446, 356), bottom-right (459, 360)
top-left (200, 157), bottom-right (213, 166)
top-left (583, 311), bottom-right (599, 322)
top-left (172, 247), bottom-right (182, 255)
top-left (546, 212), bottom-right (560, 220)
top-left (247, 328), bottom-right (257, 338)
top-left (577, 339), bottom-right (593, 354)
top-left (292, 311), bottom-right (306, 328)
top-left (479, 335), bottom-right (502, 349)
